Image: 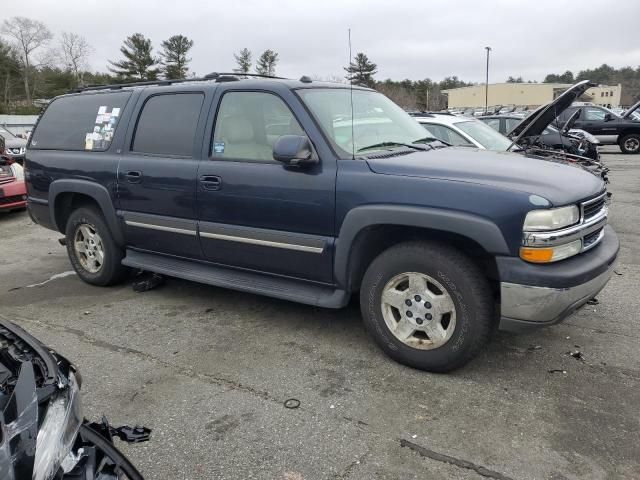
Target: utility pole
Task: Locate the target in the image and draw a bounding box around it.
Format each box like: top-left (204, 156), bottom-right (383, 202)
top-left (485, 46), bottom-right (491, 114)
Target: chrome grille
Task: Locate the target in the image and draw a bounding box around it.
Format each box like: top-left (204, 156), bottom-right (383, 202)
top-left (582, 193), bottom-right (607, 221)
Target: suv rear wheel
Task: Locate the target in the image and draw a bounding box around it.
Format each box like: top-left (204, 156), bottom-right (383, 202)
top-left (65, 207), bottom-right (128, 285)
top-left (359, 241), bottom-right (494, 372)
top-left (619, 134), bottom-right (640, 154)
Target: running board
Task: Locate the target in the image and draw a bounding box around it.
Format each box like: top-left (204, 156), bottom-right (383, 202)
top-left (122, 249), bottom-right (349, 308)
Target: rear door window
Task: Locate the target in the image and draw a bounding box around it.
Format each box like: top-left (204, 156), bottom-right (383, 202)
top-left (132, 93), bottom-right (204, 157)
top-left (30, 92), bottom-right (130, 151)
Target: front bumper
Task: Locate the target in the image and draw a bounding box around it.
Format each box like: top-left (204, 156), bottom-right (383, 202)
top-left (497, 225), bottom-right (619, 332)
top-left (0, 179), bottom-right (27, 210)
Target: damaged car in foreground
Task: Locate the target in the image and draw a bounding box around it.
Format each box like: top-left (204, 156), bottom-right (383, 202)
top-left (0, 320), bottom-right (149, 480)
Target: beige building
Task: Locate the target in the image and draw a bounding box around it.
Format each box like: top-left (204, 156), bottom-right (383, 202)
top-left (443, 82), bottom-right (625, 109)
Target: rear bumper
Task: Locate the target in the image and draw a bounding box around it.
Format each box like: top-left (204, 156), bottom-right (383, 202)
top-left (497, 226), bottom-right (619, 332)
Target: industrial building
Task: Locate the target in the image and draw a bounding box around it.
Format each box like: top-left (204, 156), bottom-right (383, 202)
top-left (443, 82), bottom-right (631, 109)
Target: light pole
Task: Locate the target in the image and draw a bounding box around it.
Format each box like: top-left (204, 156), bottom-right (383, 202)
top-left (485, 46), bottom-right (491, 114)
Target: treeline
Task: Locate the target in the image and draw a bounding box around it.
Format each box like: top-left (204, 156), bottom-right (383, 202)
top-left (1, 16), bottom-right (639, 114)
top-left (0, 16), bottom-right (281, 113)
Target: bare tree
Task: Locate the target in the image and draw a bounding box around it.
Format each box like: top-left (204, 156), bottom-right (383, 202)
top-left (60, 32), bottom-right (92, 84)
top-left (1, 17), bottom-right (52, 103)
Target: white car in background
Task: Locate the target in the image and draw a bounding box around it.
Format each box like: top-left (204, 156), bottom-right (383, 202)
top-left (410, 112), bottom-right (514, 150)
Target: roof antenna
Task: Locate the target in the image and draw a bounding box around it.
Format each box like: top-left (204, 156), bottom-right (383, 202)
top-left (349, 28), bottom-right (355, 160)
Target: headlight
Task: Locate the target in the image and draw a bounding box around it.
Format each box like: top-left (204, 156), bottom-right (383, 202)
top-left (520, 239), bottom-right (582, 263)
top-left (33, 372), bottom-right (83, 480)
top-left (523, 205), bottom-right (579, 232)
top-left (10, 163), bottom-right (24, 181)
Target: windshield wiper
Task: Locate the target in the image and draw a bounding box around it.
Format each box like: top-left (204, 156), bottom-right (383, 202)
top-left (413, 136), bottom-right (451, 147)
top-left (357, 141), bottom-right (428, 152)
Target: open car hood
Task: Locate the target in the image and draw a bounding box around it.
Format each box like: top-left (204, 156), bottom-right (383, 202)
top-left (508, 80), bottom-right (595, 139)
top-left (622, 100), bottom-right (640, 120)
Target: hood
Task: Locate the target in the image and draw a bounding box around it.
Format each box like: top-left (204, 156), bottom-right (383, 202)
top-left (365, 147), bottom-right (604, 206)
top-left (622, 100), bottom-right (640, 120)
top-left (3, 137), bottom-right (27, 149)
top-left (508, 80), bottom-right (595, 139)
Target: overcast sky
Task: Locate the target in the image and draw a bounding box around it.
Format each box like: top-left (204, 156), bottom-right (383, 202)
top-left (4, 0), bottom-right (640, 83)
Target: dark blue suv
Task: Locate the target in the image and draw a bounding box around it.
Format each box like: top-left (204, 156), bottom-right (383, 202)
top-left (24, 73), bottom-right (619, 371)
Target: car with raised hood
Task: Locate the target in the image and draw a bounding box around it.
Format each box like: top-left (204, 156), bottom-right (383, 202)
top-left (478, 113), bottom-right (601, 162)
top-left (0, 154), bottom-right (27, 212)
top-left (0, 125), bottom-right (28, 164)
top-left (0, 320), bottom-right (149, 480)
top-left (555, 98), bottom-right (640, 154)
top-left (415, 81), bottom-right (608, 180)
top-left (24, 72), bottom-right (618, 372)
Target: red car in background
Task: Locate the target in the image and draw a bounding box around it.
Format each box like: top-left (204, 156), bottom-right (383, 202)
top-left (0, 155), bottom-right (27, 212)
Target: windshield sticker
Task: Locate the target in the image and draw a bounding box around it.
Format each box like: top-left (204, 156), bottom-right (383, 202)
top-left (112, 107), bottom-right (121, 117)
top-left (98, 106), bottom-right (107, 114)
top-left (214, 142), bottom-right (225, 154)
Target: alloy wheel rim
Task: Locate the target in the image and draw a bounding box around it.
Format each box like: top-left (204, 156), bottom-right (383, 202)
top-left (624, 138), bottom-right (639, 152)
top-left (380, 272), bottom-right (457, 350)
top-left (74, 224), bottom-right (104, 273)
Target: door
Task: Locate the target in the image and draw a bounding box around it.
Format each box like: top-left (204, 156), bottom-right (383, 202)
top-left (196, 88), bottom-right (336, 283)
top-left (118, 90), bottom-right (208, 258)
top-left (580, 106), bottom-right (619, 143)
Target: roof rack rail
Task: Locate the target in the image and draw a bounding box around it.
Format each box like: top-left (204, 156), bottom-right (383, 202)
top-left (69, 72), bottom-right (287, 93)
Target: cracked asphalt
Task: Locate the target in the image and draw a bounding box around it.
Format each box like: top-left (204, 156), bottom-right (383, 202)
top-left (1, 147), bottom-right (638, 479)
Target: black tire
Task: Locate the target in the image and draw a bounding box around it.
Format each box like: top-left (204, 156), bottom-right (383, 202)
top-left (619, 134), bottom-right (640, 154)
top-left (359, 241), bottom-right (494, 372)
top-left (65, 206), bottom-right (128, 286)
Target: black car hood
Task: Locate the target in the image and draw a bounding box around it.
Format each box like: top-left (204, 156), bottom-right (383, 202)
top-left (365, 147), bottom-right (604, 205)
top-left (508, 80), bottom-right (595, 138)
top-left (623, 100), bottom-right (640, 120)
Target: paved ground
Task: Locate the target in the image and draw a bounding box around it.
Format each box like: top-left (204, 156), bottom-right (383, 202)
top-left (1, 147), bottom-right (638, 480)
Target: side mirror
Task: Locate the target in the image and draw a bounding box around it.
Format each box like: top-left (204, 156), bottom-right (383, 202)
top-left (273, 135), bottom-right (317, 167)
top-left (603, 113), bottom-right (613, 122)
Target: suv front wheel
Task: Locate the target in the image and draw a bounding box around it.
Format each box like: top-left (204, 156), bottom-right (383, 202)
top-left (359, 241), bottom-right (494, 372)
top-left (65, 207), bottom-right (128, 286)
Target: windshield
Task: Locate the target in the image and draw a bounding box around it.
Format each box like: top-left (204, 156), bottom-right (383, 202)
top-left (296, 88), bottom-right (436, 157)
top-left (453, 120), bottom-right (513, 150)
top-left (0, 127), bottom-right (16, 138)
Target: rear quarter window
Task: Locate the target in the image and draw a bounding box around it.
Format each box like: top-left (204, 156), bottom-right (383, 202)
top-left (30, 92), bottom-right (131, 151)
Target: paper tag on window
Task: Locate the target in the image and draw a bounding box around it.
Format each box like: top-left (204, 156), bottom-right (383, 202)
top-left (213, 142), bottom-right (225, 154)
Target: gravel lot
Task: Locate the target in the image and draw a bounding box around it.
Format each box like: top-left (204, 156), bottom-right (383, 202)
top-left (1, 147), bottom-right (638, 480)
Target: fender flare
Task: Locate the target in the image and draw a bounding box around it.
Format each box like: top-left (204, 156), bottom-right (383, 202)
top-left (334, 205), bottom-right (511, 288)
top-left (48, 179), bottom-right (124, 245)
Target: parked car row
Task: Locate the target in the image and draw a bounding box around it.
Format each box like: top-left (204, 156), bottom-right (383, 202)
top-left (411, 82), bottom-right (610, 182)
top-left (448, 105), bottom-right (533, 117)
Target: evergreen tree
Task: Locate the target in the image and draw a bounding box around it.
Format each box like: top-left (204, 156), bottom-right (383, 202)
top-left (344, 53), bottom-right (377, 88)
top-left (233, 48), bottom-right (252, 74)
top-left (255, 50), bottom-right (278, 76)
top-left (108, 33), bottom-right (159, 80)
top-left (160, 35), bottom-right (193, 79)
